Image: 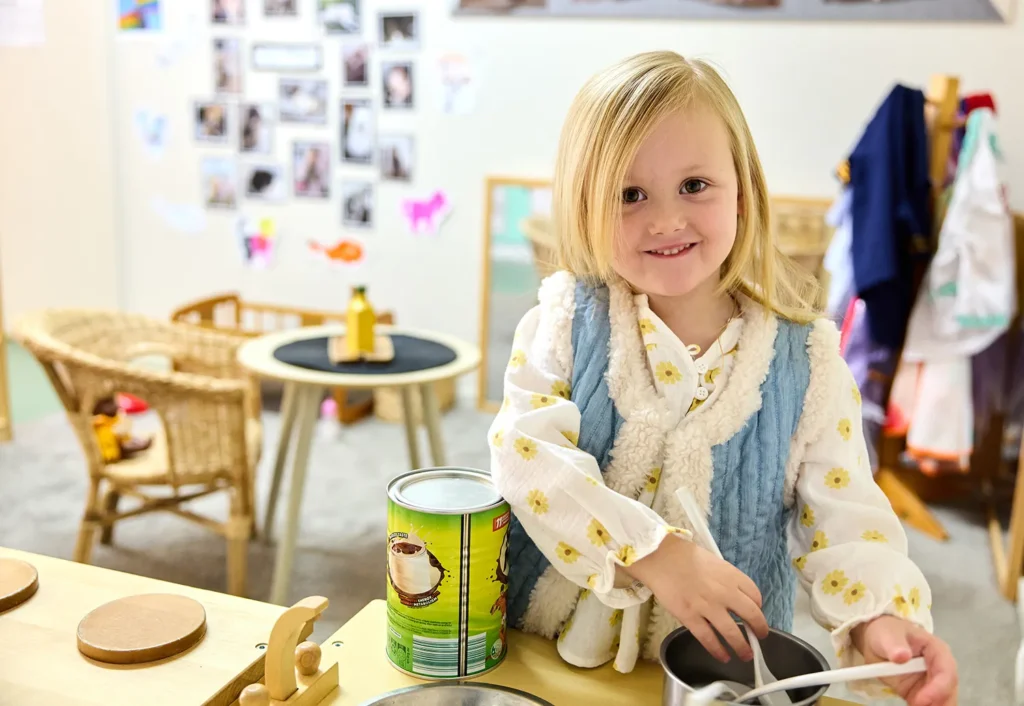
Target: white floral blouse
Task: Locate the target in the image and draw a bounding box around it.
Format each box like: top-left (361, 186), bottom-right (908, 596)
top-left (488, 294), bottom-right (933, 686)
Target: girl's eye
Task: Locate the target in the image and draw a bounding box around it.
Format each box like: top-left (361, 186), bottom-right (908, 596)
top-left (681, 179), bottom-right (709, 195)
top-left (622, 188), bottom-right (646, 204)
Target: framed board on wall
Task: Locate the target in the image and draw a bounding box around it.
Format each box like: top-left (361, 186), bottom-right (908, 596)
top-left (477, 177), bottom-right (553, 413)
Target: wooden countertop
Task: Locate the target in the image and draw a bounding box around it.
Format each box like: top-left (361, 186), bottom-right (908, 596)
top-left (0, 547), bottom-right (285, 706)
top-left (315, 600), bottom-right (857, 706)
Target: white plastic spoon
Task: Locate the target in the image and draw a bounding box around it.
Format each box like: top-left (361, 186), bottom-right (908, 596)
top-left (674, 489), bottom-right (791, 706)
top-left (728, 657), bottom-right (926, 704)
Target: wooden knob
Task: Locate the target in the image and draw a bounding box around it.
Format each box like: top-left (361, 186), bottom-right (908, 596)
top-left (239, 683), bottom-right (270, 706)
top-left (295, 641), bottom-right (321, 676)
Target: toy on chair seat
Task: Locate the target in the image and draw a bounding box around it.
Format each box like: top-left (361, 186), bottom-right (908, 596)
top-left (91, 396), bottom-right (153, 463)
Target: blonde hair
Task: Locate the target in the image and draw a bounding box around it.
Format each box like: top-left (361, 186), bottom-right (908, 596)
top-left (552, 50), bottom-right (820, 324)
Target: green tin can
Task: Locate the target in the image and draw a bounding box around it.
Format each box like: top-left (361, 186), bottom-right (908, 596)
top-left (386, 467), bottom-right (511, 679)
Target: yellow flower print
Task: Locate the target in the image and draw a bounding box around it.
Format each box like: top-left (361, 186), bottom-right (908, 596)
top-left (908, 587), bottom-right (921, 611)
top-left (688, 397), bottom-right (705, 413)
top-left (501, 397), bottom-right (510, 412)
top-left (705, 367), bottom-right (721, 385)
top-left (666, 525), bottom-right (687, 536)
top-left (825, 468), bottom-right (851, 490)
top-left (491, 429), bottom-right (505, 448)
top-left (844, 581), bottom-right (867, 605)
top-left (893, 585), bottom-right (911, 618)
top-left (837, 418), bottom-right (852, 441)
top-left (852, 386), bottom-right (862, 405)
top-left (584, 475), bottom-right (600, 486)
top-left (616, 545), bottom-right (638, 566)
top-left (526, 489), bottom-right (549, 515)
top-left (515, 438), bottom-right (538, 461)
top-left (556, 542), bottom-right (581, 564)
top-left (587, 519), bottom-right (611, 547)
top-left (587, 574), bottom-right (599, 589)
top-left (551, 380), bottom-right (571, 400)
top-left (558, 611), bottom-right (574, 643)
top-left (822, 570), bottom-right (849, 595)
top-left (610, 609), bottom-right (623, 627)
top-left (530, 393), bottom-right (557, 409)
top-left (611, 633), bottom-right (621, 653)
top-left (655, 361), bottom-right (682, 385)
top-left (561, 430), bottom-right (579, 446)
top-left (836, 645), bottom-right (847, 659)
top-left (810, 530), bottom-right (828, 552)
top-left (579, 589), bottom-right (590, 602)
top-left (862, 530), bottom-right (888, 542)
top-left (801, 505), bottom-right (815, 528)
top-left (639, 318), bottom-right (656, 335)
top-left (509, 350), bottom-right (526, 369)
top-left (793, 555), bottom-right (807, 571)
top-left (645, 342), bottom-right (657, 351)
top-left (644, 467), bottom-right (662, 494)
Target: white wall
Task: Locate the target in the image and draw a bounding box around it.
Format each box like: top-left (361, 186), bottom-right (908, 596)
top-left (0, 0), bottom-right (119, 326)
top-left (3, 0), bottom-right (1023, 353)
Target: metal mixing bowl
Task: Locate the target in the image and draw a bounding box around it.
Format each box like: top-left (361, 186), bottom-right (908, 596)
top-left (660, 625), bottom-right (830, 705)
top-left (358, 683), bottom-right (556, 706)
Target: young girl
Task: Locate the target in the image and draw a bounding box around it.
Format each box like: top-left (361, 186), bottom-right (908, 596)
top-left (489, 51), bottom-right (957, 705)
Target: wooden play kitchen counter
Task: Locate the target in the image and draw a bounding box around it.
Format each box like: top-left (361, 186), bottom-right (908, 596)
top-left (0, 547), bottom-right (856, 706)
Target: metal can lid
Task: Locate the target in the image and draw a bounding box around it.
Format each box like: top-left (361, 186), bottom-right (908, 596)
top-left (389, 468), bottom-right (503, 514)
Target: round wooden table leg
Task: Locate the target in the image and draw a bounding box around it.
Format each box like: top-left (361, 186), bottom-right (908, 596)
top-left (400, 386), bottom-right (421, 470)
top-left (269, 385), bottom-right (320, 606)
top-left (420, 382), bottom-right (446, 467)
top-left (263, 382), bottom-right (300, 544)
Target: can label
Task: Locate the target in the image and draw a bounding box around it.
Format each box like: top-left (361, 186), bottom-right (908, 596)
top-left (386, 500), bottom-right (511, 678)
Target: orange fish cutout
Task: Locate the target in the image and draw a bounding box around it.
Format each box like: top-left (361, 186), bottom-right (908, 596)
top-left (309, 238), bottom-right (364, 264)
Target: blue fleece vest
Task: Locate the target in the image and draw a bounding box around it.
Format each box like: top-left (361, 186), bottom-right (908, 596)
top-left (506, 281), bottom-right (811, 633)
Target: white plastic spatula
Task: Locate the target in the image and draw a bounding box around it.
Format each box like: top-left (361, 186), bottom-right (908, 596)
top-left (674, 489), bottom-right (793, 706)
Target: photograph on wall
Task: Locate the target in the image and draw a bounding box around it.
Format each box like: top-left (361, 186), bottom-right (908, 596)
top-left (194, 101), bottom-right (230, 143)
top-left (342, 42), bottom-right (369, 86)
top-left (211, 0), bottom-right (245, 24)
top-left (293, 141), bottom-right (331, 198)
top-left (436, 51), bottom-right (479, 115)
top-left (118, 0), bottom-right (162, 30)
top-left (341, 181), bottom-right (374, 228)
top-left (237, 216), bottom-right (278, 269)
top-left (240, 103), bottom-right (274, 154)
top-left (214, 38), bottom-right (243, 95)
top-left (201, 156), bottom-right (239, 209)
top-left (453, 0), bottom-right (1007, 21)
top-left (252, 43), bottom-right (322, 71)
top-left (279, 78), bottom-right (328, 123)
top-left (379, 135), bottom-right (413, 181)
top-left (382, 61), bottom-right (414, 109)
top-left (379, 12), bottom-right (418, 50)
top-left (244, 163), bottom-right (287, 202)
top-left (319, 0), bottom-right (360, 33)
top-left (264, 0), bottom-right (298, 16)
top-left (341, 99), bottom-right (374, 165)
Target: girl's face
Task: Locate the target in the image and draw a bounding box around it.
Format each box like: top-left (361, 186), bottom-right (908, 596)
top-left (613, 106), bottom-right (739, 300)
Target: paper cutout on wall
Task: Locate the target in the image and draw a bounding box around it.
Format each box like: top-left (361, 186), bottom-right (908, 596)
top-left (118, 0), bottom-right (162, 30)
top-left (237, 217), bottom-right (278, 269)
top-left (134, 109), bottom-right (168, 159)
top-left (151, 197), bottom-right (206, 235)
top-left (402, 191), bottom-right (452, 236)
top-left (308, 238), bottom-right (365, 266)
top-left (436, 52), bottom-right (479, 115)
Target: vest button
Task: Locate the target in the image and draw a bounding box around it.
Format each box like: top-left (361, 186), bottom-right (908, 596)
top-left (695, 361), bottom-right (708, 375)
top-left (695, 386), bottom-right (709, 401)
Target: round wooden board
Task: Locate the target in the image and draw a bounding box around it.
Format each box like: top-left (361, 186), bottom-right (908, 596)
top-left (77, 593), bottom-right (207, 664)
top-left (0, 559), bottom-right (39, 612)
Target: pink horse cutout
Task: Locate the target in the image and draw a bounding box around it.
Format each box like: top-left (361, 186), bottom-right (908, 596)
top-left (402, 190), bottom-right (451, 236)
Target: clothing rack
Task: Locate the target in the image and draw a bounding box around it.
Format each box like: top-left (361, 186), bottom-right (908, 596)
top-left (862, 74), bottom-right (961, 543)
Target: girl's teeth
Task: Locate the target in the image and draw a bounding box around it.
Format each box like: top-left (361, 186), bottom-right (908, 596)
top-left (653, 244), bottom-right (692, 255)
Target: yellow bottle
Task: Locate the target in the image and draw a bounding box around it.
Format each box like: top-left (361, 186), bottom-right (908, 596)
top-left (346, 285), bottom-right (376, 358)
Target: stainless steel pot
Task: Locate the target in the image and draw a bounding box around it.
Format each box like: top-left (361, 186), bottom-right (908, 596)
top-left (660, 626), bottom-right (831, 705)
top-left (357, 683), bottom-right (556, 706)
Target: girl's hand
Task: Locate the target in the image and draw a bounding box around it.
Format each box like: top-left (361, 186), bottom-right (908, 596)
top-left (851, 615), bottom-right (958, 706)
top-left (623, 534), bottom-right (769, 663)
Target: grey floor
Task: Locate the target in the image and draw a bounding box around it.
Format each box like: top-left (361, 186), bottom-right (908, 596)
top-left (0, 403), bottom-right (1018, 704)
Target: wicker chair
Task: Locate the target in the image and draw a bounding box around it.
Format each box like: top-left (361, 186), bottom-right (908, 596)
top-left (12, 309), bottom-right (263, 596)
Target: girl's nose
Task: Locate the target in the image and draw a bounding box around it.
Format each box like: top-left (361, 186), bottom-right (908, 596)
top-left (648, 201), bottom-right (688, 237)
